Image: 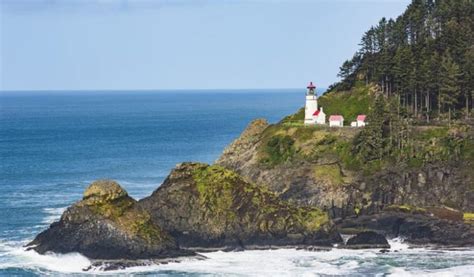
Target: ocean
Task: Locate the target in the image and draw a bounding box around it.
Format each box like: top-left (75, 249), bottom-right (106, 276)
top-left (0, 90), bottom-right (473, 276)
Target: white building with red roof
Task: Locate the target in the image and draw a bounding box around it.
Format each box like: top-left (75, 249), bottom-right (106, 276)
top-left (312, 107), bottom-right (326, 125)
top-left (356, 115), bottom-right (367, 127)
top-left (329, 115), bottom-right (344, 127)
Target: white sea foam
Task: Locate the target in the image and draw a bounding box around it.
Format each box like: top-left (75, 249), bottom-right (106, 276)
top-left (388, 264), bottom-right (474, 277)
top-left (0, 240), bottom-right (91, 273)
top-left (388, 237), bottom-right (410, 251)
top-left (1, 238), bottom-right (473, 276)
top-left (41, 207), bottom-right (67, 224)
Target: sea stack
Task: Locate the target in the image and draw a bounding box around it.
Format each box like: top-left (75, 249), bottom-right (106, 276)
top-left (27, 180), bottom-right (193, 260)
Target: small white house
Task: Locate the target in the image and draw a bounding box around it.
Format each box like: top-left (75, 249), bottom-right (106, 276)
top-left (356, 115), bottom-right (367, 127)
top-left (312, 107), bottom-right (326, 125)
top-left (329, 115), bottom-right (344, 127)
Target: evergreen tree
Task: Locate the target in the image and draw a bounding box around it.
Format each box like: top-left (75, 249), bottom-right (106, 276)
top-left (353, 95), bottom-right (387, 161)
top-left (439, 53), bottom-right (461, 123)
top-left (332, 0), bottom-right (474, 123)
top-left (464, 46), bottom-right (474, 118)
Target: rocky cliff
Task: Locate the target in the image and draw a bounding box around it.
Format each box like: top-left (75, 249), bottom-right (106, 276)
top-left (216, 118), bottom-right (474, 217)
top-left (138, 162), bottom-right (341, 250)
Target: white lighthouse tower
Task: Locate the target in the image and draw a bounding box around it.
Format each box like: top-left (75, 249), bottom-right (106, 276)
top-left (304, 82), bottom-right (318, 125)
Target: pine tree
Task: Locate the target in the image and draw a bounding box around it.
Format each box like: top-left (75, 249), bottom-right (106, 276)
top-left (332, 0), bottom-right (474, 122)
top-left (464, 46), bottom-right (474, 119)
top-left (353, 95), bottom-right (387, 161)
top-left (439, 53), bottom-right (461, 124)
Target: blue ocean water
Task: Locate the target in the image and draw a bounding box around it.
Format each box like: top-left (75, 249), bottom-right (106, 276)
top-left (1, 90), bottom-right (473, 276)
top-left (0, 90), bottom-right (302, 275)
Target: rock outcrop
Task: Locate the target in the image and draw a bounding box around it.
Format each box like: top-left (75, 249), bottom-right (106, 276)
top-left (216, 118), bottom-right (269, 175)
top-left (345, 231), bottom-right (390, 249)
top-left (138, 162), bottom-right (341, 250)
top-left (29, 167), bottom-right (343, 262)
top-left (337, 211), bottom-right (474, 246)
top-left (27, 180), bottom-right (192, 260)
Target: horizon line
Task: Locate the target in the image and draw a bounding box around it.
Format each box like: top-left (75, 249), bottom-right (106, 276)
top-left (0, 87), bottom-right (328, 93)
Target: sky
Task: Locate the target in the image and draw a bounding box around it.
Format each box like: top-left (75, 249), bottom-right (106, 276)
top-left (0, 0), bottom-right (410, 91)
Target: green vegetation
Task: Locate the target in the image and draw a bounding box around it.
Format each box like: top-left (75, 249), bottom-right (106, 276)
top-left (338, 227), bottom-right (370, 235)
top-left (85, 196), bottom-right (134, 219)
top-left (258, 83), bottom-right (472, 179)
top-left (280, 82), bottom-right (373, 127)
top-left (318, 82), bottom-right (374, 124)
top-left (407, 125), bottom-right (470, 164)
top-left (254, 1), bottom-right (474, 176)
top-left (299, 208), bottom-right (329, 232)
top-left (331, 0), bottom-right (473, 123)
top-left (258, 117), bottom-right (362, 169)
top-left (313, 164), bottom-right (344, 186)
top-left (464, 213), bottom-right (474, 224)
top-left (261, 135), bottom-right (295, 166)
top-left (191, 164), bottom-right (330, 234)
top-left (384, 204), bottom-right (427, 214)
top-left (280, 108), bottom-right (305, 124)
top-left (193, 164), bottom-right (239, 226)
top-left (307, 0), bottom-right (474, 173)
top-left (351, 93), bottom-right (473, 169)
top-left (82, 181), bottom-right (169, 243)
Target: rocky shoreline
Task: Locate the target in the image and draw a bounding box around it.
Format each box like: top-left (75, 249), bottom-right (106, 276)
top-left (26, 173), bottom-right (473, 271)
top-left (27, 119), bottom-right (474, 271)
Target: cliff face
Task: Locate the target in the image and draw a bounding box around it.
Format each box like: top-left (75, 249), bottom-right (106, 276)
top-left (27, 180), bottom-right (188, 260)
top-left (138, 162), bottom-right (341, 250)
top-left (30, 166), bottom-right (342, 261)
top-left (216, 119), bottom-right (474, 216)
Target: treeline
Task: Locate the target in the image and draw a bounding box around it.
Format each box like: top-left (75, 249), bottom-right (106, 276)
top-left (331, 0), bottom-right (474, 122)
top-left (353, 93), bottom-right (471, 166)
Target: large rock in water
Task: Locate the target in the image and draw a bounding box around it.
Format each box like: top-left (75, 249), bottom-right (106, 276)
top-left (338, 211), bottom-right (474, 246)
top-left (345, 231), bottom-right (390, 249)
top-left (138, 162), bottom-right (341, 250)
top-left (27, 180), bottom-right (192, 260)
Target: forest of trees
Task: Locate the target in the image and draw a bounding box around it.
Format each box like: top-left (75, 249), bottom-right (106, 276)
top-left (331, 0), bottom-right (474, 122)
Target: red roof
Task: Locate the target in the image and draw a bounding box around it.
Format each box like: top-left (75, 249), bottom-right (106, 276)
top-left (357, 115), bottom-right (366, 121)
top-left (313, 110), bottom-right (320, 116)
top-left (329, 115), bottom-right (343, 121)
top-left (307, 82), bottom-right (316, 89)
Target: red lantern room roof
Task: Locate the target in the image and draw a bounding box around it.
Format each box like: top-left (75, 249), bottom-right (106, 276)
top-left (307, 82), bottom-right (316, 89)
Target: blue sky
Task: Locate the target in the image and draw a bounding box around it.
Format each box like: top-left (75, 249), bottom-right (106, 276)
top-left (0, 0), bottom-right (410, 91)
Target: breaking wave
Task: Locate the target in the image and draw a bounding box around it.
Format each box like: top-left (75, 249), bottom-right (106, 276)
top-left (1, 238), bottom-right (473, 276)
top-left (0, 240), bottom-right (91, 274)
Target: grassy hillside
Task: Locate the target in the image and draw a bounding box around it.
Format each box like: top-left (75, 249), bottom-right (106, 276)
top-left (260, 84), bottom-right (473, 178)
top-left (280, 82), bottom-right (374, 126)
top-left (318, 82), bottom-right (375, 124)
top-left (258, 120), bottom-right (360, 171)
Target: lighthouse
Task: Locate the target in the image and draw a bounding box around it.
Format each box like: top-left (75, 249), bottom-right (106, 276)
top-left (304, 82), bottom-right (318, 125)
